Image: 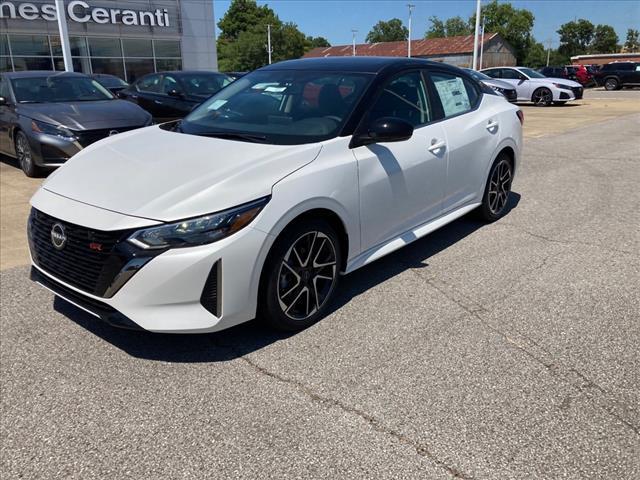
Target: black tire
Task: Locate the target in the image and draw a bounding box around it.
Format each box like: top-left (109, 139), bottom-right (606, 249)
top-left (553, 101), bottom-right (567, 106)
top-left (478, 154), bottom-right (513, 222)
top-left (604, 78), bottom-right (619, 91)
top-left (531, 87), bottom-right (553, 106)
top-left (15, 131), bottom-right (42, 177)
top-left (259, 219), bottom-right (342, 331)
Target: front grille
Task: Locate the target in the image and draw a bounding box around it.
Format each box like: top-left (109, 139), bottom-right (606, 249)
top-left (28, 209), bottom-right (130, 296)
top-left (73, 126), bottom-right (139, 148)
top-left (572, 87), bottom-right (583, 99)
top-left (505, 89), bottom-right (517, 102)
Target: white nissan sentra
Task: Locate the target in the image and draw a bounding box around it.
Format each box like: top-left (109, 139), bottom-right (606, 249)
top-left (29, 57), bottom-right (523, 333)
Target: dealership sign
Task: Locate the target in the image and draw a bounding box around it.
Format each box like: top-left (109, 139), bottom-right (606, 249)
top-left (0, 1), bottom-right (171, 27)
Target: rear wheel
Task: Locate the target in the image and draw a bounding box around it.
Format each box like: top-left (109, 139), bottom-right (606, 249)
top-left (604, 78), bottom-right (619, 91)
top-left (532, 87), bottom-right (553, 106)
top-left (260, 219), bottom-right (342, 331)
top-left (478, 155), bottom-right (513, 222)
top-left (15, 131), bottom-right (42, 178)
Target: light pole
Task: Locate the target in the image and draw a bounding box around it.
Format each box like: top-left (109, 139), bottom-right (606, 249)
top-left (472, 0), bottom-right (481, 69)
top-left (479, 16), bottom-right (485, 70)
top-left (351, 29), bottom-right (358, 56)
top-left (407, 3), bottom-right (415, 57)
top-left (55, 0), bottom-right (73, 71)
top-left (266, 24), bottom-right (272, 64)
top-left (546, 38), bottom-right (552, 66)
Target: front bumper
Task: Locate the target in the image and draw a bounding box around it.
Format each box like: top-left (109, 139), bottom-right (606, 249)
top-left (29, 191), bottom-right (270, 333)
top-left (30, 132), bottom-right (81, 167)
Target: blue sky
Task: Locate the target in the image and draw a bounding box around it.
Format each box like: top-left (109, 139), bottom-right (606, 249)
top-left (213, 0), bottom-right (640, 48)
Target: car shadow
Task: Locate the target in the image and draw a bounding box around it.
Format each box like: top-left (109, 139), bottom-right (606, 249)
top-left (56, 192), bottom-right (521, 363)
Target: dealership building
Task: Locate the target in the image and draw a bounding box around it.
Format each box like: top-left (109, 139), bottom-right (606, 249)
top-left (1, 0), bottom-right (218, 80)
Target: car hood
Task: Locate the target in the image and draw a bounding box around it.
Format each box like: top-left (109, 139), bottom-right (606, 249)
top-left (533, 77), bottom-right (582, 87)
top-left (42, 126), bottom-right (323, 222)
top-left (17, 100), bottom-right (151, 130)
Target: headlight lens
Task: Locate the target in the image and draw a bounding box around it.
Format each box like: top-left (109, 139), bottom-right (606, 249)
top-left (128, 197), bottom-right (269, 250)
top-left (552, 83), bottom-right (572, 90)
top-left (31, 120), bottom-right (76, 141)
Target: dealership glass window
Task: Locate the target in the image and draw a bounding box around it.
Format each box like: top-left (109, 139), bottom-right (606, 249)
top-left (91, 58), bottom-right (125, 79)
top-left (122, 39), bottom-right (153, 58)
top-left (8, 35), bottom-right (50, 56)
top-left (54, 57), bottom-right (92, 74)
top-left (89, 38), bottom-right (122, 58)
top-left (155, 58), bottom-right (182, 72)
top-left (125, 59), bottom-right (154, 82)
top-left (154, 40), bottom-right (181, 58)
top-left (1, 56), bottom-right (11, 73)
top-left (1, 35), bottom-right (9, 56)
top-left (51, 36), bottom-right (90, 57)
top-left (12, 57), bottom-right (53, 71)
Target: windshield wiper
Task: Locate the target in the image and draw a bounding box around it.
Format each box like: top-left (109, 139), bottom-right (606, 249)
top-left (194, 131), bottom-right (268, 143)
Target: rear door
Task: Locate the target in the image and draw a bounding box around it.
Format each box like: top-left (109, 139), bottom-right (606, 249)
top-left (0, 76), bottom-right (18, 155)
top-left (427, 70), bottom-right (500, 212)
top-left (353, 70), bottom-right (447, 251)
top-left (130, 74), bottom-right (164, 119)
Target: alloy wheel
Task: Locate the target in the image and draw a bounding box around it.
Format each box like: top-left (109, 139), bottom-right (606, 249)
top-left (488, 159), bottom-right (512, 215)
top-left (277, 231), bottom-right (337, 321)
top-left (532, 88), bottom-right (552, 106)
top-left (16, 134), bottom-right (33, 173)
top-left (604, 79), bottom-right (617, 91)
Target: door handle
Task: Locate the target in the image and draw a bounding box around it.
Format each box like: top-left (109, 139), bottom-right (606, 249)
top-left (486, 120), bottom-right (499, 132)
top-left (428, 139), bottom-right (446, 153)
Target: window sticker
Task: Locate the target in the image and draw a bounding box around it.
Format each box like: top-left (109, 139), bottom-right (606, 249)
top-left (434, 76), bottom-right (471, 117)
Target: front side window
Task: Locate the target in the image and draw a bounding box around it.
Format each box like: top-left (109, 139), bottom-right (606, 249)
top-left (501, 69), bottom-right (523, 80)
top-left (483, 69), bottom-right (501, 78)
top-left (518, 68), bottom-right (546, 79)
top-left (369, 71), bottom-right (431, 127)
top-left (161, 75), bottom-right (179, 94)
top-left (431, 72), bottom-right (479, 118)
top-left (180, 70), bottom-right (372, 145)
top-left (10, 76), bottom-right (113, 103)
top-left (136, 74), bottom-right (162, 93)
top-left (179, 73), bottom-right (231, 97)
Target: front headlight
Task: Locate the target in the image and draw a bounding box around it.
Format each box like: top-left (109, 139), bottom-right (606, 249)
top-left (552, 83), bottom-right (572, 90)
top-left (128, 197), bottom-right (269, 250)
top-left (31, 120), bottom-right (76, 141)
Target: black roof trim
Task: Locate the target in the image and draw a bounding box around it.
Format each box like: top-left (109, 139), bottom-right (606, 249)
top-left (258, 56), bottom-right (463, 74)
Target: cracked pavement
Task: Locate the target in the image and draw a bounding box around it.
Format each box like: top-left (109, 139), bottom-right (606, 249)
top-left (2, 112), bottom-right (639, 479)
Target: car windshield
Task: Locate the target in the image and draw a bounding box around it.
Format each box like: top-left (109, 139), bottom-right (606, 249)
top-left (179, 73), bottom-right (233, 97)
top-left (10, 76), bottom-right (113, 103)
top-left (519, 68), bottom-right (546, 79)
top-left (95, 75), bottom-right (128, 88)
top-left (465, 69), bottom-right (491, 81)
top-left (178, 69), bottom-right (373, 145)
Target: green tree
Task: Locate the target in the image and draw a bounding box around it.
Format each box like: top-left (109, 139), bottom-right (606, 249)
top-left (624, 28), bottom-right (640, 52)
top-left (217, 0), bottom-right (309, 71)
top-left (591, 24), bottom-right (619, 53)
top-left (424, 15), bottom-right (471, 38)
top-left (366, 18), bottom-right (408, 43)
top-left (557, 19), bottom-right (595, 57)
top-left (306, 36), bottom-right (331, 50)
top-left (523, 41), bottom-right (546, 68)
top-left (470, 0), bottom-right (535, 64)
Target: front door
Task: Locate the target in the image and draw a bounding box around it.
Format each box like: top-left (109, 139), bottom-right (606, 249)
top-left (353, 71), bottom-right (447, 252)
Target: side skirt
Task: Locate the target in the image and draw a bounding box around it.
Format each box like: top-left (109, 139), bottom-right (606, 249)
top-left (345, 202), bottom-right (481, 274)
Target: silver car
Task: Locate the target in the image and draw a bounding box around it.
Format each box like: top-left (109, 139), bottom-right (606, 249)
top-left (464, 68), bottom-right (517, 103)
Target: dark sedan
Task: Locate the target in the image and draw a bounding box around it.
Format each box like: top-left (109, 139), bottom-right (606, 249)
top-left (0, 71), bottom-right (152, 177)
top-left (91, 73), bottom-right (129, 95)
top-left (118, 71), bottom-right (233, 122)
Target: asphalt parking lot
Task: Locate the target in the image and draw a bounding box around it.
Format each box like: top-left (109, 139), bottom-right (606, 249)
top-left (1, 89), bottom-right (639, 479)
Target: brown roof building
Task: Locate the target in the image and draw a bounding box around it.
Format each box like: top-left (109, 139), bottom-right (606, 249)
top-left (304, 33), bottom-right (516, 69)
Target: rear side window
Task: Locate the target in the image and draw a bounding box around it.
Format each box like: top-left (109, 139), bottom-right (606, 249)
top-left (483, 69), bottom-right (501, 78)
top-left (430, 72), bottom-right (479, 118)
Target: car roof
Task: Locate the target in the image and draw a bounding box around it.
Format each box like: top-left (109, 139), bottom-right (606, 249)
top-left (1, 70), bottom-right (89, 79)
top-left (259, 56), bottom-right (461, 74)
top-left (158, 70), bottom-right (228, 76)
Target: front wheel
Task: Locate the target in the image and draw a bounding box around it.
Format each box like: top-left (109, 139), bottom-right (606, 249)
top-left (478, 155), bottom-right (513, 222)
top-left (15, 131), bottom-right (42, 177)
top-left (532, 87), bottom-right (553, 106)
top-left (260, 219), bottom-right (342, 331)
top-left (604, 78), bottom-right (619, 91)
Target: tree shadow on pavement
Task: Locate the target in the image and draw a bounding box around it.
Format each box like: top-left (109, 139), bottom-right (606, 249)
top-left (57, 192), bottom-right (520, 363)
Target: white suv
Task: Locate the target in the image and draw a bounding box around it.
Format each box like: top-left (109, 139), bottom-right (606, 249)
top-left (29, 58), bottom-right (523, 333)
top-left (481, 66), bottom-right (584, 106)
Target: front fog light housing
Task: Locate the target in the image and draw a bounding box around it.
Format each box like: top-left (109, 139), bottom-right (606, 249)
top-left (128, 197), bottom-right (269, 250)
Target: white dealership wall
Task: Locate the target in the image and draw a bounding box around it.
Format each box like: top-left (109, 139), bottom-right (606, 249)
top-left (0, 0), bottom-right (218, 73)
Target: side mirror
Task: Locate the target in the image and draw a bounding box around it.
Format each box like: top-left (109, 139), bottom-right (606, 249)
top-left (167, 89), bottom-right (184, 98)
top-left (518, 78), bottom-right (526, 85)
top-left (0, 96), bottom-right (8, 106)
top-left (351, 117), bottom-right (414, 148)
